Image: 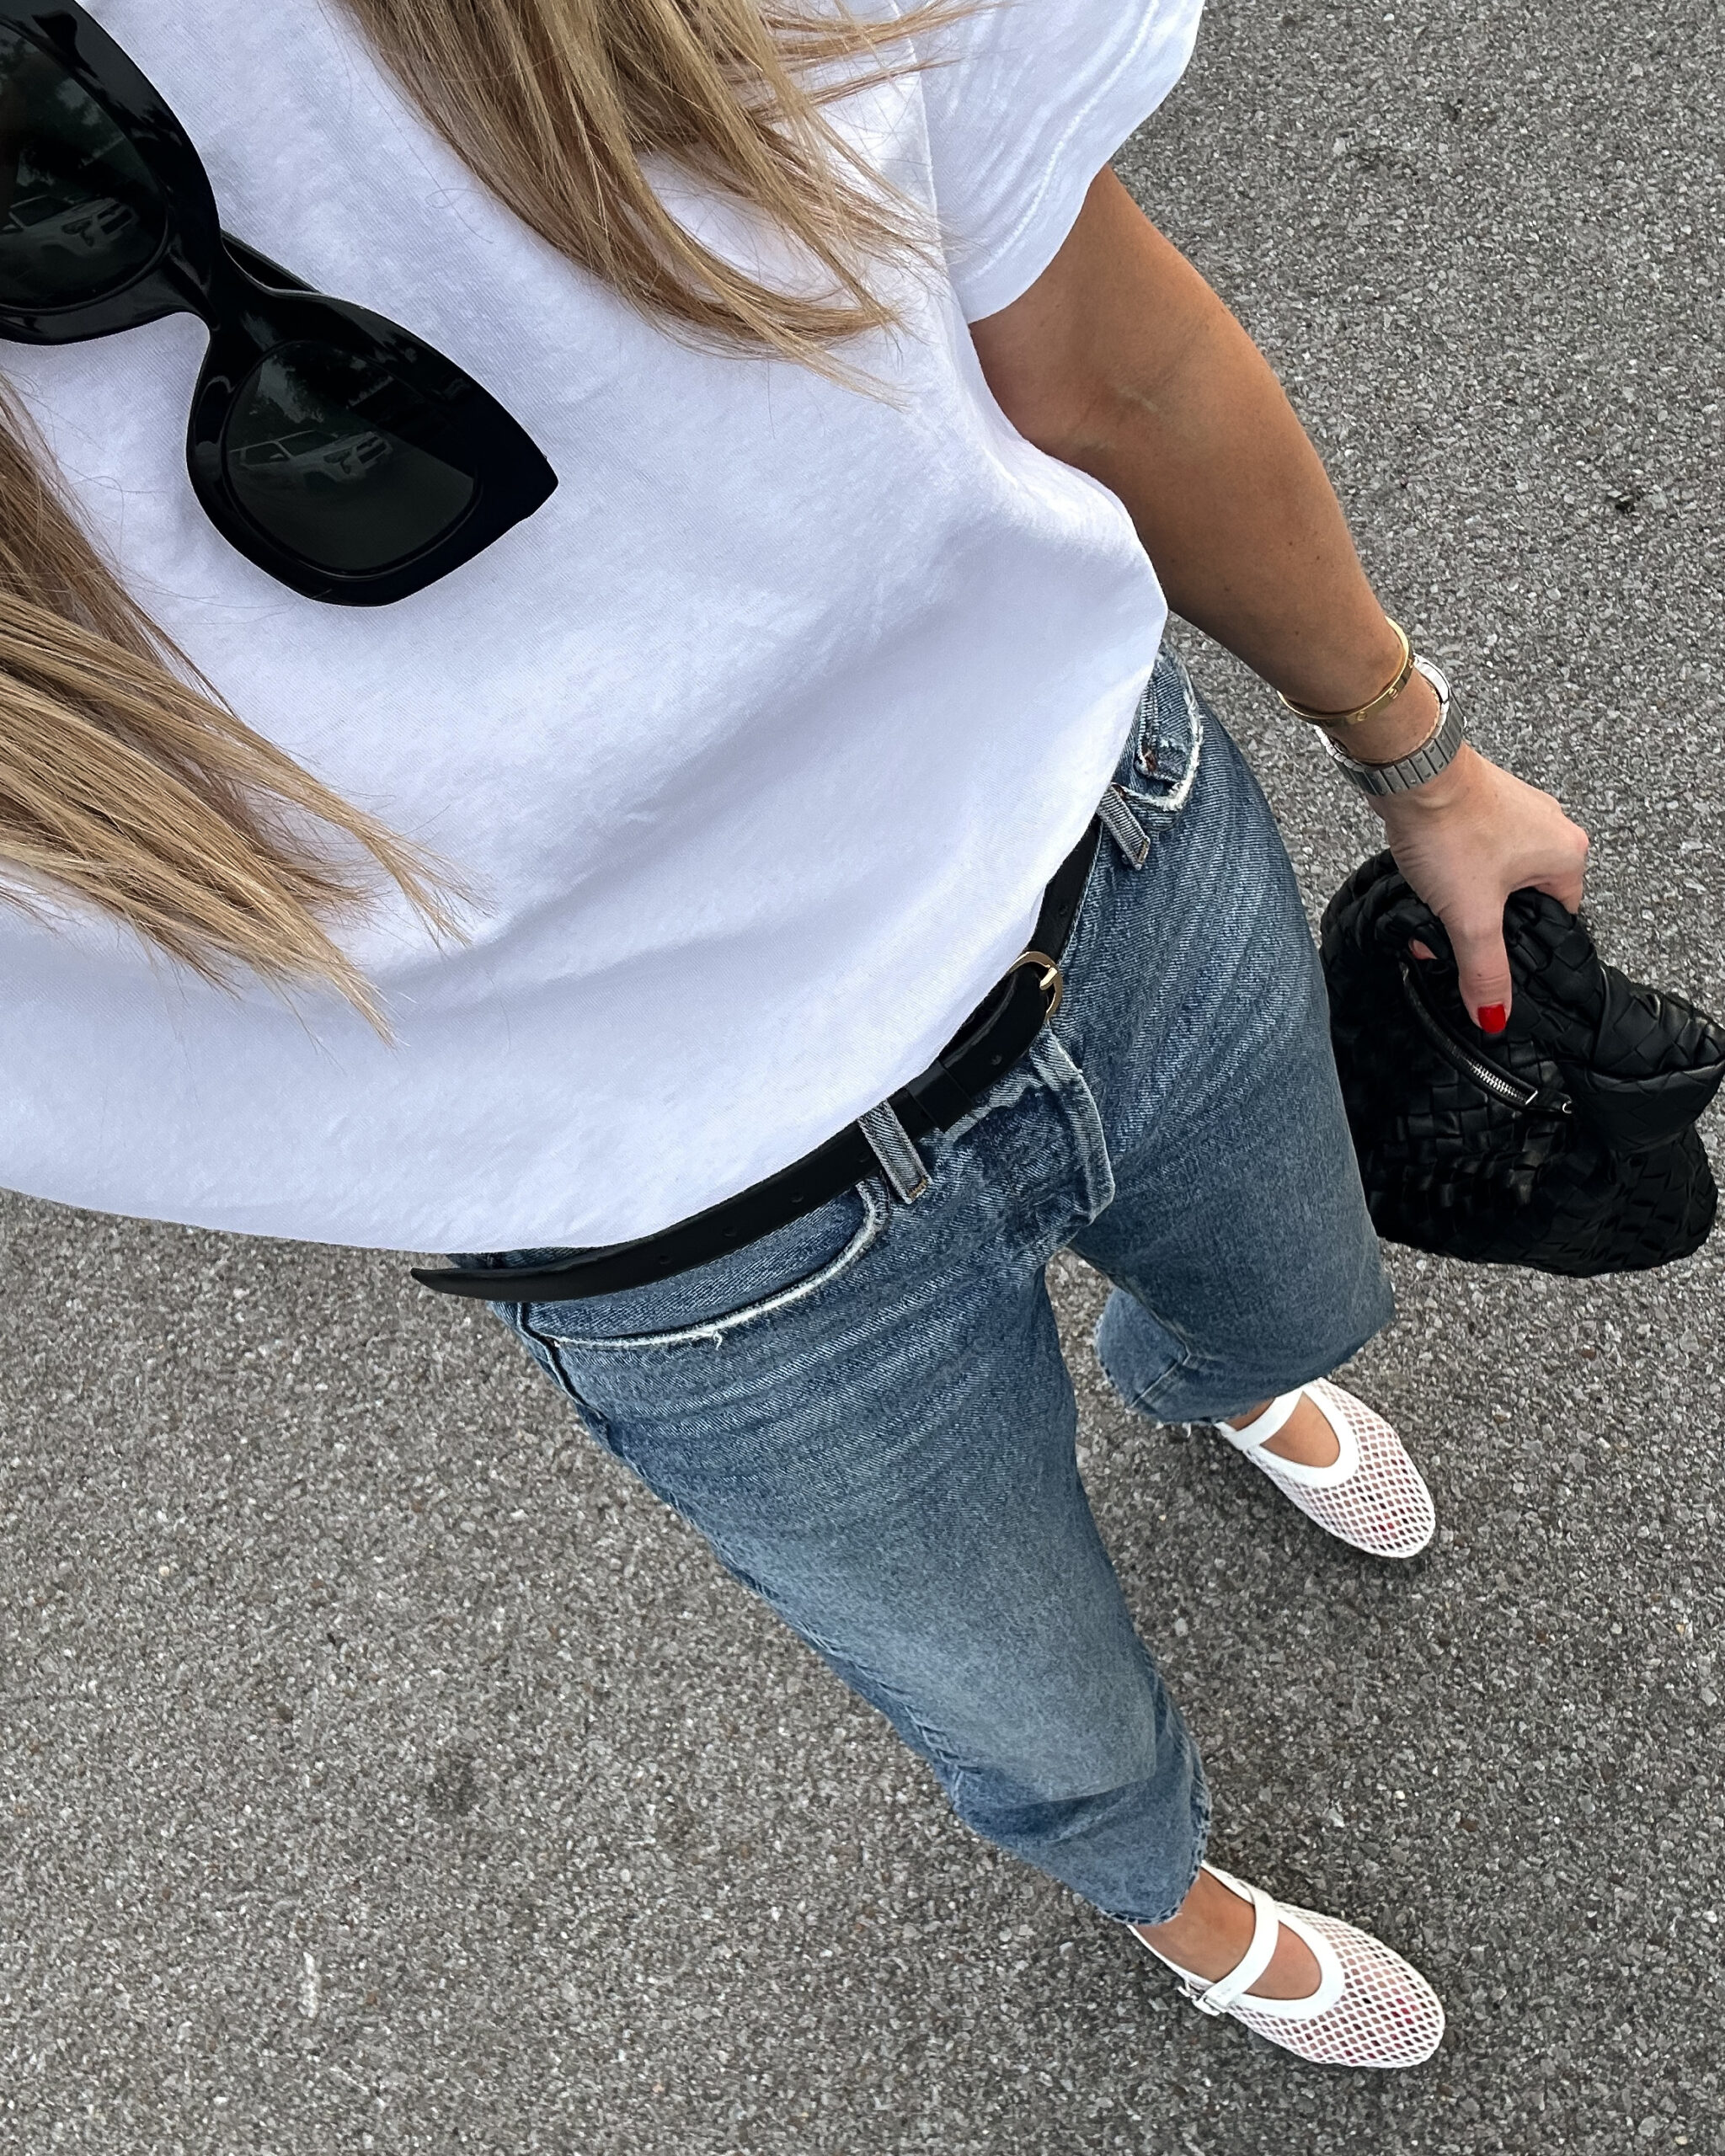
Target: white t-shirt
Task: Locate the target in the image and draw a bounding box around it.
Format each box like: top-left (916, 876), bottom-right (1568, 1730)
top-left (0, 0), bottom-right (1200, 1251)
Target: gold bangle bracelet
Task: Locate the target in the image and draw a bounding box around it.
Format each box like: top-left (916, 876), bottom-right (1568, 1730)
top-left (1338, 676), bottom-right (1448, 770)
top-left (1277, 618), bottom-right (1415, 727)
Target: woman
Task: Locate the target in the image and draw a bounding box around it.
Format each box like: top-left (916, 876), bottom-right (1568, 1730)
top-left (0, 0), bottom-right (1585, 2069)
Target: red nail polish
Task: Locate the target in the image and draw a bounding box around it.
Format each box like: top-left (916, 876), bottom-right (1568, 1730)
top-left (1478, 1004), bottom-right (1509, 1035)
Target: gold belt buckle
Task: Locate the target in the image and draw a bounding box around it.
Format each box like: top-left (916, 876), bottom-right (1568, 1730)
top-left (1010, 948), bottom-right (1065, 1022)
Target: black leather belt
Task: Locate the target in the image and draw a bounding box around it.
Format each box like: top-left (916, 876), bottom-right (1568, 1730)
top-left (414, 818), bottom-right (1103, 1304)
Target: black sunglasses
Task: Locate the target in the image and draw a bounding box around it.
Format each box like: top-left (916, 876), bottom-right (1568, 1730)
top-left (0, 3), bottom-right (557, 605)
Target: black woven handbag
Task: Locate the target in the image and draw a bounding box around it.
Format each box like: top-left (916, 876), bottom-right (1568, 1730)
top-left (1321, 851), bottom-right (1725, 1276)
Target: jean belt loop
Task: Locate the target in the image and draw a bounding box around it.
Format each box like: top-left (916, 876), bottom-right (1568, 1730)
top-left (857, 1101), bottom-right (931, 1203)
top-left (1097, 786), bottom-right (1151, 870)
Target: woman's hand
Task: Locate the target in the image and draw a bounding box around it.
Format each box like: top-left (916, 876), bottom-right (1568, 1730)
top-left (1372, 744), bottom-right (1590, 1033)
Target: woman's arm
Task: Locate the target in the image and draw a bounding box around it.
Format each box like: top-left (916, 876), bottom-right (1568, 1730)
top-left (970, 168), bottom-right (1588, 1032)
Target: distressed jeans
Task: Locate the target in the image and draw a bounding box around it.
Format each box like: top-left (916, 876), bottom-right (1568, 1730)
top-left (464, 653), bottom-right (1393, 1924)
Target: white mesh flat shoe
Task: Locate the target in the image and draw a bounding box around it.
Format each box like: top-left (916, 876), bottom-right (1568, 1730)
top-left (1212, 1379), bottom-right (1435, 1559)
top-left (1137, 1864), bottom-right (1446, 2070)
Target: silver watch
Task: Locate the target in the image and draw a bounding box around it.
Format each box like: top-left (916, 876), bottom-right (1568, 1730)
top-left (1321, 656), bottom-right (1462, 797)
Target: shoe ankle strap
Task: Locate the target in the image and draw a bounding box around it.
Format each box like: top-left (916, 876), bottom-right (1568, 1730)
top-left (1188, 1867), bottom-right (1282, 2016)
top-left (1218, 1390), bottom-right (1303, 1454)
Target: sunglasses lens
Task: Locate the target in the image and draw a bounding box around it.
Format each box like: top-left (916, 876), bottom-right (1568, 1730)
top-left (223, 343), bottom-right (478, 575)
top-left (0, 29), bottom-right (166, 307)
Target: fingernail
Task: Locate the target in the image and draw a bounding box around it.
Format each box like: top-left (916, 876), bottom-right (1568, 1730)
top-left (1478, 1004), bottom-right (1509, 1035)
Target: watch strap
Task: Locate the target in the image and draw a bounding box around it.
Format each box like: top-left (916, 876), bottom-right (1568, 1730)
top-left (1321, 657), bottom-right (1462, 797)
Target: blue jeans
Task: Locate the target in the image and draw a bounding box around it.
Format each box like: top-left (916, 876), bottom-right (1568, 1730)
top-left (467, 654), bottom-right (1393, 1925)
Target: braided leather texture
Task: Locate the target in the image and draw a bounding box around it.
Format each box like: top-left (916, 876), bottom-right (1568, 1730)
top-left (1322, 852), bottom-right (1725, 1276)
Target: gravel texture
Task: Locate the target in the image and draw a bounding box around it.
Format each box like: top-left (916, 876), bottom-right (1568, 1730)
top-left (3, 3), bottom-right (1722, 2150)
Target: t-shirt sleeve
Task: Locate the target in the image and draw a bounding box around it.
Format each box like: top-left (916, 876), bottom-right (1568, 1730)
top-left (915, 0), bottom-right (1203, 322)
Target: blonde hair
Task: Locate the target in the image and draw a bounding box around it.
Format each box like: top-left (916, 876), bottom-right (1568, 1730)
top-left (0, 0), bottom-right (951, 1016)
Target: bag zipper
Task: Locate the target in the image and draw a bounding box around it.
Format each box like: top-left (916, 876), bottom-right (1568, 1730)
top-left (1397, 961), bottom-right (1574, 1116)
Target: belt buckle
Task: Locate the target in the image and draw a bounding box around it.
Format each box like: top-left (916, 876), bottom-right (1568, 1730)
top-left (1009, 948), bottom-right (1065, 1022)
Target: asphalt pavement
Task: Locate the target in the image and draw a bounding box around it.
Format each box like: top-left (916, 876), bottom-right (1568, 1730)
top-left (3, 2), bottom-right (1722, 2149)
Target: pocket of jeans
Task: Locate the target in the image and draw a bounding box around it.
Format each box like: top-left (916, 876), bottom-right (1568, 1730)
top-left (523, 1178), bottom-right (889, 1352)
top-left (1114, 652), bottom-right (1205, 821)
